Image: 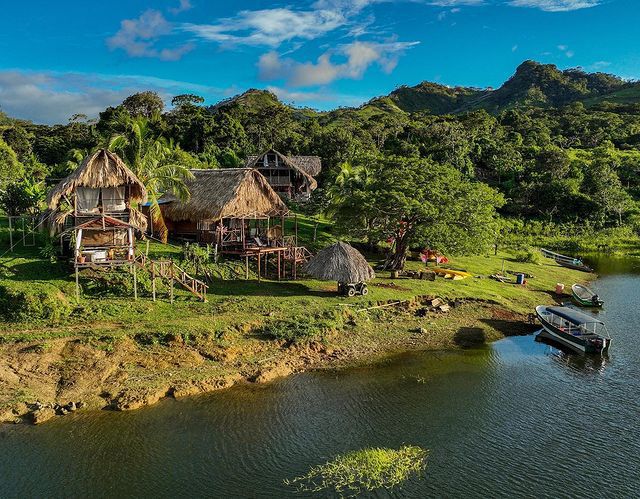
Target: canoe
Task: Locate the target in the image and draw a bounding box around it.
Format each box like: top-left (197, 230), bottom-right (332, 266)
top-left (540, 248), bottom-right (593, 273)
top-left (571, 284), bottom-right (604, 307)
top-left (536, 305), bottom-right (611, 354)
top-left (431, 267), bottom-right (472, 280)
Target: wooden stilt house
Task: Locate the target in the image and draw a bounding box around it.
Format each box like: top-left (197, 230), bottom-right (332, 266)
top-left (46, 149), bottom-right (147, 267)
top-left (244, 150), bottom-right (321, 201)
top-left (157, 168), bottom-right (312, 280)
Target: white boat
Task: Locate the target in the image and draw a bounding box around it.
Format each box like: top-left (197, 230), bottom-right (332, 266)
top-left (536, 305), bottom-right (611, 354)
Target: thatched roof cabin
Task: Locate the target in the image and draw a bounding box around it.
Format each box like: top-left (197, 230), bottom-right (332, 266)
top-left (160, 168), bottom-right (288, 222)
top-left (304, 242), bottom-right (375, 283)
top-left (244, 150), bottom-right (320, 201)
top-left (244, 151), bottom-right (322, 178)
top-left (47, 149), bottom-right (147, 211)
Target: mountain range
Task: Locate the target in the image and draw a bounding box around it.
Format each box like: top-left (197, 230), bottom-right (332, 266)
top-left (213, 60), bottom-right (640, 119)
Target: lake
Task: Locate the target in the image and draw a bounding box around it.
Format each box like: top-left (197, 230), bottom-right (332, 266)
top-left (1, 258), bottom-right (639, 498)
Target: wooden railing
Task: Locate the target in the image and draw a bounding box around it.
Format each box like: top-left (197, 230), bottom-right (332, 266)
top-left (135, 253), bottom-right (208, 302)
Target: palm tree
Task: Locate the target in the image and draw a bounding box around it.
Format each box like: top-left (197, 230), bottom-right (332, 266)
top-left (107, 115), bottom-right (193, 243)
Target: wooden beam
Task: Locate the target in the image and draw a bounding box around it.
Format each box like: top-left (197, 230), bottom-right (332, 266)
top-left (75, 266), bottom-right (80, 301)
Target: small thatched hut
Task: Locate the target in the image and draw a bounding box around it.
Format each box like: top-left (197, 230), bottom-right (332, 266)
top-left (244, 149), bottom-right (320, 201)
top-left (45, 149), bottom-right (148, 267)
top-left (158, 168), bottom-right (289, 248)
top-left (305, 242), bottom-right (375, 287)
top-left (47, 149), bottom-right (147, 219)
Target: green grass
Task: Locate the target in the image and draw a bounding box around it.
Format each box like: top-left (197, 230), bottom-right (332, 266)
top-left (286, 446), bottom-right (429, 494)
top-left (0, 213), bottom-right (594, 345)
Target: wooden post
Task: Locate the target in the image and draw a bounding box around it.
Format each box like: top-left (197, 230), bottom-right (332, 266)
top-left (170, 266), bottom-right (174, 304)
top-left (133, 263), bottom-right (138, 300)
top-left (75, 266), bottom-right (80, 301)
top-left (152, 264), bottom-right (156, 302)
top-left (294, 213), bottom-right (298, 247)
top-left (277, 250), bottom-right (281, 280)
top-left (257, 253), bottom-right (261, 283)
top-left (245, 255), bottom-right (249, 280)
top-left (146, 239), bottom-right (150, 257)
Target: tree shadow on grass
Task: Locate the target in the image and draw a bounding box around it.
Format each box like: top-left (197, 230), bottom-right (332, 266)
top-left (479, 318), bottom-right (539, 337)
top-left (454, 327), bottom-right (486, 348)
top-left (1, 260), bottom-right (72, 282)
top-left (206, 278), bottom-right (337, 298)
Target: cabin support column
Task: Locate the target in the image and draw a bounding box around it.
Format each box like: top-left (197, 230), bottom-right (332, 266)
top-left (170, 266), bottom-right (174, 304)
top-left (277, 251), bottom-right (281, 280)
top-left (245, 256), bottom-right (249, 280)
top-left (257, 253), bottom-right (261, 283)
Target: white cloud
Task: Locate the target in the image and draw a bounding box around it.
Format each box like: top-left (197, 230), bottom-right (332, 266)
top-left (557, 44), bottom-right (575, 58)
top-left (508, 0), bottom-right (600, 11)
top-left (512, 44), bottom-right (519, 52)
top-left (266, 85), bottom-right (368, 108)
top-left (259, 40), bottom-right (419, 87)
top-left (0, 70), bottom-right (230, 124)
top-left (107, 9), bottom-right (193, 60)
top-left (181, 7), bottom-right (347, 47)
top-left (169, 0), bottom-right (192, 15)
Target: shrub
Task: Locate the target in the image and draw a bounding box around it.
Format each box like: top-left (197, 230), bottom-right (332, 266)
top-left (513, 248), bottom-right (540, 264)
top-left (286, 446), bottom-right (429, 494)
top-left (0, 280), bottom-right (73, 322)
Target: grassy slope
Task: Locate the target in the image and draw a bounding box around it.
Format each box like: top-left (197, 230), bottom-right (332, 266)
top-left (0, 215), bottom-right (594, 419)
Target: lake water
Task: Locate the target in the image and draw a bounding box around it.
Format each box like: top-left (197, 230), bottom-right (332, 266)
top-left (1, 259), bottom-right (640, 498)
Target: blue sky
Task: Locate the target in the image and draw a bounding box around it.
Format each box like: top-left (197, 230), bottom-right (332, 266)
top-left (0, 0), bottom-right (637, 123)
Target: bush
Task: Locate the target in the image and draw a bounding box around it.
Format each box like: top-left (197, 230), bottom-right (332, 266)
top-left (0, 280), bottom-right (73, 322)
top-left (513, 248), bottom-right (540, 264)
top-left (286, 446), bottom-right (429, 494)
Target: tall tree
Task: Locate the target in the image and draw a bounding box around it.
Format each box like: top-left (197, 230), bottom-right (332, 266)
top-left (107, 116), bottom-right (193, 242)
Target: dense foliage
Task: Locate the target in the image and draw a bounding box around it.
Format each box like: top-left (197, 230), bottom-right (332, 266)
top-left (1, 60), bottom-right (639, 266)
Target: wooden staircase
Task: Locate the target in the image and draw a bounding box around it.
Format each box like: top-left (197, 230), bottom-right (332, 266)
top-left (135, 253), bottom-right (208, 302)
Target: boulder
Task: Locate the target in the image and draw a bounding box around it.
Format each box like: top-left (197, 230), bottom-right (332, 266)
top-left (30, 408), bottom-right (56, 425)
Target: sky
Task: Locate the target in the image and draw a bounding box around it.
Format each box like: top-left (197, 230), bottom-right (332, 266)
top-left (0, 0), bottom-right (638, 124)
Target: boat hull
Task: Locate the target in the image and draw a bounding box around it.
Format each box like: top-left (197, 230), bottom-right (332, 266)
top-left (536, 312), bottom-right (611, 355)
top-left (571, 292), bottom-right (604, 308)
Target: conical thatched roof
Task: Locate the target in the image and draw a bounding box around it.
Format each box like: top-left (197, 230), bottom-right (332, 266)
top-left (160, 168), bottom-right (288, 222)
top-left (47, 149), bottom-right (147, 210)
top-left (304, 242), bottom-right (375, 283)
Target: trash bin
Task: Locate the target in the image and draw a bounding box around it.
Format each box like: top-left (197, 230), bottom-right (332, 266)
top-left (516, 273), bottom-right (525, 285)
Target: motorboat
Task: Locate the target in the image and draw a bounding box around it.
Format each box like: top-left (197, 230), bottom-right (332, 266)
top-left (571, 283), bottom-right (604, 307)
top-left (535, 305), bottom-right (611, 354)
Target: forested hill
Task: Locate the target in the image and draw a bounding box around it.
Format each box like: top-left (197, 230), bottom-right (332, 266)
top-left (206, 61), bottom-right (639, 119)
top-left (365, 60), bottom-right (638, 116)
top-left (2, 59), bottom-right (640, 252)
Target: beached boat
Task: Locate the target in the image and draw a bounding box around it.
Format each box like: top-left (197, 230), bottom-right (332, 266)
top-left (535, 305), bottom-right (611, 354)
top-left (431, 267), bottom-right (472, 280)
top-left (571, 284), bottom-right (604, 307)
top-left (540, 248), bottom-right (593, 273)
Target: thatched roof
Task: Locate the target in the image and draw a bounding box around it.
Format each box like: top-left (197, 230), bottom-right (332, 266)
top-left (47, 149), bottom-right (147, 210)
top-left (289, 156), bottom-right (322, 177)
top-left (304, 242), bottom-right (375, 283)
top-left (244, 150), bottom-right (320, 186)
top-left (160, 168), bottom-right (288, 222)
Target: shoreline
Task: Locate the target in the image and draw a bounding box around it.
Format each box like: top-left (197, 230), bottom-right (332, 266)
top-left (0, 299), bottom-right (559, 425)
top-left (0, 253), bottom-right (596, 425)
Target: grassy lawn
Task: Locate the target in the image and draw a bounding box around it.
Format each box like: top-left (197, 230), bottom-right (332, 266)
top-left (0, 214), bottom-right (599, 419)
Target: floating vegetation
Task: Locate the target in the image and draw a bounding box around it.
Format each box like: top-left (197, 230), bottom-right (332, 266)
top-left (285, 445), bottom-right (428, 495)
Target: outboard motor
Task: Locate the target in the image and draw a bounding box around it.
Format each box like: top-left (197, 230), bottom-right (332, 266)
top-left (592, 294), bottom-right (600, 306)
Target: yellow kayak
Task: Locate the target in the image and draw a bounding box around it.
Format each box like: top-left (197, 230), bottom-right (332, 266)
top-left (431, 267), bottom-right (472, 280)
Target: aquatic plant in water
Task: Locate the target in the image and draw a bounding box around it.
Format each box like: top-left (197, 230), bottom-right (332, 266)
top-left (285, 445), bottom-right (428, 495)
